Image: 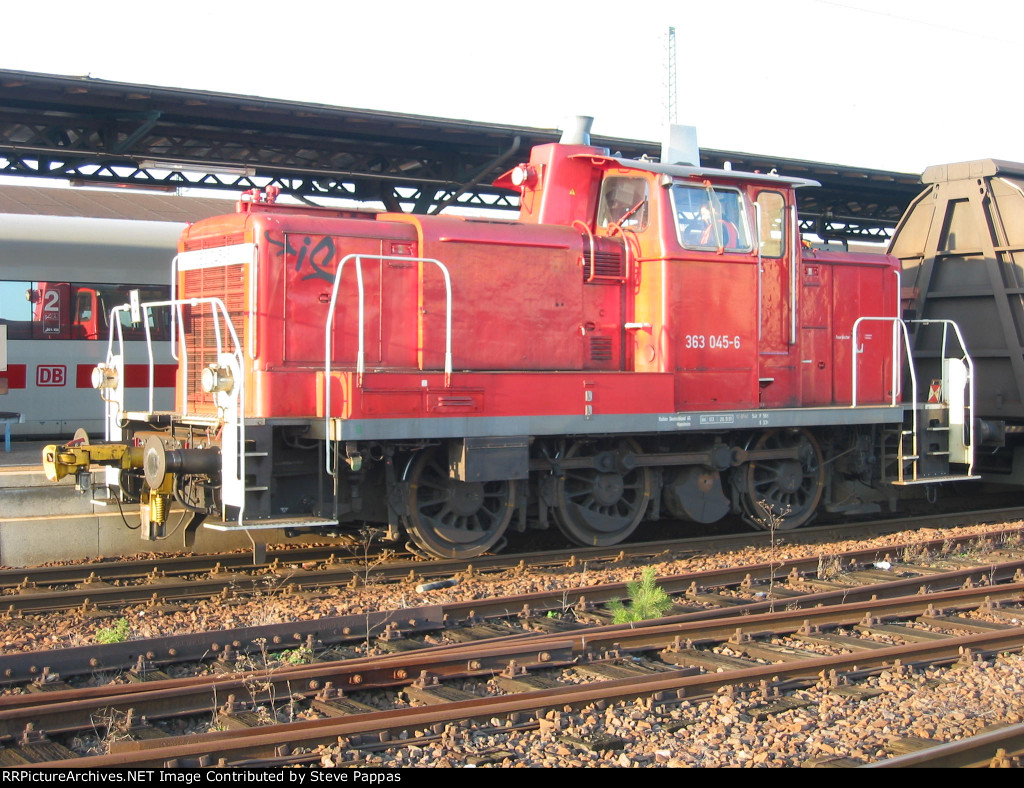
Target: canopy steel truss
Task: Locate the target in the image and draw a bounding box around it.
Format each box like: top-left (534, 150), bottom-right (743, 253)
top-left (0, 69), bottom-right (922, 239)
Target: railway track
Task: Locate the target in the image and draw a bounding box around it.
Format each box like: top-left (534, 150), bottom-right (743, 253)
top-left (1, 522), bottom-right (1022, 682)
top-left (2, 507), bottom-right (1023, 616)
top-left (3, 529), bottom-right (1024, 767)
top-left (864, 723), bottom-right (1024, 768)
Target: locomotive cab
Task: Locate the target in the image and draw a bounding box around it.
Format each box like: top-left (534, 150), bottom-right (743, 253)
top-left (501, 138), bottom-right (836, 412)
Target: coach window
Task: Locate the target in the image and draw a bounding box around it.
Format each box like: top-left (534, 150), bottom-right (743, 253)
top-left (597, 177), bottom-right (649, 231)
top-left (93, 285), bottom-right (172, 341)
top-left (756, 191), bottom-right (786, 258)
top-left (0, 281), bottom-right (32, 339)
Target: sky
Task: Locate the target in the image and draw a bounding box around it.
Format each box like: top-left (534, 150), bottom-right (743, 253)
top-left (0, 0), bottom-right (1021, 175)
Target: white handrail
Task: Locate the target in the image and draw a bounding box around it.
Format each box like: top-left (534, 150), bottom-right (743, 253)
top-left (106, 296), bottom-right (247, 521)
top-left (106, 297), bottom-right (244, 416)
top-left (852, 316), bottom-right (976, 480)
top-left (323, 254), bottom-right (454, 477)
top-left (912, 318), bottom-right (976, 477)
top-left (169, 255), bottom-right (180, 361)
top-left (892, 269), bottom-right (903, 403)
top-left (851, 316), bottom-right (914, 409)
top-left (754, 202), bottom-right (763, 343)
top-left (789, 204), bottom-right (798, 345)
top-left (142, 305), bottom-right (155, 414)
top-left (852, 316), bottom-right (917, 482)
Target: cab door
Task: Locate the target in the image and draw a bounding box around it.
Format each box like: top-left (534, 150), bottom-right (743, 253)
top-left (755, 190), bottom-right (798, 407)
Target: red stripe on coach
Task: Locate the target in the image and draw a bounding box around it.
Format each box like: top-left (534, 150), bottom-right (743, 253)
top-left (76, 364), bottom-right (177, 388)
top-left (0, 365), bottom-right (27, 389)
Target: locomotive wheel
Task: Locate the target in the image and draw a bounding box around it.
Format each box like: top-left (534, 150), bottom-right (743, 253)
top-left (402, 448), bottom-right (516, 559)
top-left (553, 438), bottom-right (652, 547)
top-left (741, 429), bottom-right (824, 530)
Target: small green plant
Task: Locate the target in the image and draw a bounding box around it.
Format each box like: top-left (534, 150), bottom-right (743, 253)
top-left (95, 618), bottom-right (130, 644)
top-left (608, 567), bottom-right (672, 624)
top-left (280, 645), bottom-right (314, 665)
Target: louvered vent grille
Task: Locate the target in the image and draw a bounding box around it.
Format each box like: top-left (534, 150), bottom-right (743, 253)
top-left (581, 239), bottom-right (626, 282)
top-left (589, 336), bottom-right (613, 362)
top-left (183, 233), bottom-right (246, 252)
top-left (181, 263), bottom-right (246, 409)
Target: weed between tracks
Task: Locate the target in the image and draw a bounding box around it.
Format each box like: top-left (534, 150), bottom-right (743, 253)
top-left (757, 500), bottom-right (791, 611)
top-left (608, 568), bottom-right (672, 624)
top-left (203, 527), bottom-right (404, 730)
top-left (216, 637), bottom-right (311, 729)
top-left (94, 618), bottom-right (130, 645)
top-left (901, 541), bottom-right (928, 564)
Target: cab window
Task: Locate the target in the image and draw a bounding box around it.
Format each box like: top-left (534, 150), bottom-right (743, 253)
top-left (672, 184), bottom-right (752, 252)
top-left (756, 191), bottom-right (786, 258)
top-left (597, 177), bottom-right (649, 231)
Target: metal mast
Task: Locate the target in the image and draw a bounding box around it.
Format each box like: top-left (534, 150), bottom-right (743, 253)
top-left (666, 26), bottom-right (678, 126)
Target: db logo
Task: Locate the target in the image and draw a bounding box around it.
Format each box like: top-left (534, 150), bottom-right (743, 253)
top-left (36, 365), bottom-right (67, 387)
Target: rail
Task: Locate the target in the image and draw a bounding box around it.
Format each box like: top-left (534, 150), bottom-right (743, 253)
top-left (323, 254), bottom-right (453, 478)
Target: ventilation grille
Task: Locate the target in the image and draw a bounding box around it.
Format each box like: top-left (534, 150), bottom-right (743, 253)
top-left (581, 239), bottom-right (626, 282)
top-left (183, 232), bottom-right (246, 252)
top-left (181, 263), bottom-right (246, 408)
top-left (589, 336), bottom-right (613, 362)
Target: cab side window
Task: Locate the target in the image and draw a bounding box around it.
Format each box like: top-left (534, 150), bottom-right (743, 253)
top-left (756, 191), bottom-right (786, 258)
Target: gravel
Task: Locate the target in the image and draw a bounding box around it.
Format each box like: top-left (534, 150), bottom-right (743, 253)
top-left (1, 520), bottom-right (1023, 767)
top-left (326, 650), bottom-right (1024, 767)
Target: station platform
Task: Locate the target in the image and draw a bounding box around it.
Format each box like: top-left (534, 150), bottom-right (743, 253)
top-left (0, 440), bottom-right (50, 470)
top-left (0, 439), bottom-right (297, 567)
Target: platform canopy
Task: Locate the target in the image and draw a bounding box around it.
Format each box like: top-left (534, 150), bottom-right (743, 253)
top-left (0, 69), bottom-right (921, 240)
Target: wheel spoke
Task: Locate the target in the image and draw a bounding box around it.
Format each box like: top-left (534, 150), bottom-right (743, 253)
top-left (742, 430), bottom-right (824, 530)
top-left (403, 448), bottom-right (515, 558)
top-left (554, 440), bottom-right (651, 547)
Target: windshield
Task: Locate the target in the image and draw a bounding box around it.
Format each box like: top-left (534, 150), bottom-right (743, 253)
top-left (672, 184), bottom-right (751, 252)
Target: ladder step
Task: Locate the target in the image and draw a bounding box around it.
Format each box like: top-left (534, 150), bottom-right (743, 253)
top-left (245, 486), bottom-right (269, 492)
top-left (926, 451), bottom-right (950, 456)
top-left (205, 516), bottom-right (340, 532)
top-left (892, 474), bottom-right (982, 486)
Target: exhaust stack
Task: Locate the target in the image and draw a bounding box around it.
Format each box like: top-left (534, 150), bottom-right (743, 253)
top-left (560, 116), bottom-right (594, 146)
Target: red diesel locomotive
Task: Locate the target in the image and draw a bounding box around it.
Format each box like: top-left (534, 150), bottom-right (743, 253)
top-left (43, 120), bottom-right (979, 558)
